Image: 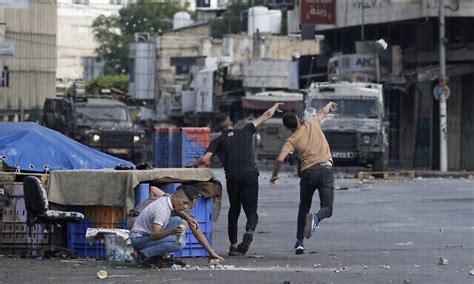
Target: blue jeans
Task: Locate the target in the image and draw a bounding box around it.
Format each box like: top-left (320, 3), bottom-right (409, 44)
top-left (130, 216), bottom-right (187, 258)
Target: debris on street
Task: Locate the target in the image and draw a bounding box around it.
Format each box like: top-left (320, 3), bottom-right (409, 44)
top-left (437, 257), bottom-right (449, 265)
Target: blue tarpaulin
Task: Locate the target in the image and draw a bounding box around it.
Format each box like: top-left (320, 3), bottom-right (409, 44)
top-left (0, 122), bottom-right (135, 172)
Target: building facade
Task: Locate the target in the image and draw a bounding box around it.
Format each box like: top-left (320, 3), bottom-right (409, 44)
top-left (0, 0), bottom-right (57, 121)
top-left (56, 0), bottom-right (126, 94)
top-left (288, 0), bottom-right (474, 170)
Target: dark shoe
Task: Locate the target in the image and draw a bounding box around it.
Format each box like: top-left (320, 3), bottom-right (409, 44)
top-left (132, 250), bottom-right (151, 268)
top-left (294, 240), bottom-right (306, 255)
top-left (228, 245), bottom-right (244, 256)
top-left (304, 212), bottom-right (318, 239)
top-left (238, 230), bottom-right (254, 253)
top-left (160, 255), bottom-right (187, 267)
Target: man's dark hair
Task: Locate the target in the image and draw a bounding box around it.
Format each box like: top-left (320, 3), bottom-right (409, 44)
top-left (282, 112), bottom-right (299, 130)
top-left (214, 112), bottom-right (230, 130)
top-left (177, 185), bottom-right (201, 201)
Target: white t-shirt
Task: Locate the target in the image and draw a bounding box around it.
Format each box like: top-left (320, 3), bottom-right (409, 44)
top-left (131, 196), bottom-right (173, 236)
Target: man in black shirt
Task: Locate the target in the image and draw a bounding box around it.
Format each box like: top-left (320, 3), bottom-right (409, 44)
top-left (189, 103), bottom-right (283, 256)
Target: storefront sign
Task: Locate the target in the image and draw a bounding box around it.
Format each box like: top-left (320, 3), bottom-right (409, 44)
top-left (301, 0), bottom-right (336, 25)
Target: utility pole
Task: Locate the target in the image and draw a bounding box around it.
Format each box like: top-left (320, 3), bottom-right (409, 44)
top-left (438, 0), bottom-right (448, 171)
top-left (361, 3), bottom-right (365, 41)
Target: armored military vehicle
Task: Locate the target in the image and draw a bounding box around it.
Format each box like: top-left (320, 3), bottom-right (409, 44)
top-left (42, 95), bottom-right (147, 164)
top-left (305, 82), bottom-right (388, 171)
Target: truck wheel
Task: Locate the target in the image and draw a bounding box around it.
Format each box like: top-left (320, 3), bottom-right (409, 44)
top-left (372, 154), bottom-right (386, 172)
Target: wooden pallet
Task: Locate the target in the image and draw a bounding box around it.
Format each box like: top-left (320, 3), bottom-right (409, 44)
top-left (0, 171), bottom-right (49, 186)
top-left (358, 171), bottom-right (415, 181)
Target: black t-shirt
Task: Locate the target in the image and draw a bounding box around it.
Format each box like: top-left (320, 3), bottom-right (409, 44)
top-left (206, 123), bottom-right (259, 179)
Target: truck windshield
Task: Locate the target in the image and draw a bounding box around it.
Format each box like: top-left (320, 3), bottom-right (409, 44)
top-left (310, 99), bottom-right (378, 118)
top-left (76, 106), bottom-right (129, 121)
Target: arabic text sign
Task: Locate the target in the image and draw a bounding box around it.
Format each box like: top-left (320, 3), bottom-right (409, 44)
top-left (301, 0), bottom-right (336, 25)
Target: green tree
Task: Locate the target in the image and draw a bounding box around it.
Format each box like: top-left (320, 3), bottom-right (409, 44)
top-left (92, 1), bottom-right (186, 75)
top-left (86, 74), bottom-right (129, 93)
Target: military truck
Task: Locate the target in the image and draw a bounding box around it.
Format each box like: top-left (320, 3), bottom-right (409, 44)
top-left (42, 95), bottom-right (147, 165)
top-left (305, 82), bottom-right (388, 171)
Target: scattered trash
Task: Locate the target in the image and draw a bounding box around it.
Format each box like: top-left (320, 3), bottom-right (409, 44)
top-left (380, 265), bottom-right (390, 269)
top-left (313, 264), bottom-right (321, 268)
top-left (335, 186), bottom-right (349, 191)
top-left (396, 241), bottom-right (413, 246)
top-left (363, 265), bottom-right (368, 269)
top-left (209, 273), bottom-right (213, 277)
top-left (437, 257), bottom-right (448, 265)
top-left (60, 259), bottom-right (88, 265)
top-left (96, 270), bottom-right (108, 279)
top-left (340, 266), bottom-right (347, 271)
top-left (440, 228), bottom-right (444, 232)
top-left (283, 280), bottom-right (291, 284)
top-left (404, 280), bottom-right (412, 284)
top-left (415, 264), bottom-right (421, 268)
top-left (333, 256), bottom-right (337, 260)
top-left (469, 269), bottom-right (474, 276)
top-left (209, 258), bottom-right (222, 265)
top-left (445, 245), bottom-right (462, 248)
top-left (248, 254), bottom-right (265, 259)
top-left (171, 264), bottom-right (184, 270)
top-left (334, 269), bottom-right (340, 273)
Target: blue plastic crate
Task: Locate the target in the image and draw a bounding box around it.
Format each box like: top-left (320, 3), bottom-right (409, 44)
top-left (174, 196), bottom-right (213, 257)
top-left (134, 183), bottom-right (150, 206)
top-left (158, 182), bottom-right (182, 194)
top-left (67, 221), bottom-right (127, 258)
top-left (154, 128), bottom-right (209, 168)
top-left (154, 184), bottom-right (214, 257)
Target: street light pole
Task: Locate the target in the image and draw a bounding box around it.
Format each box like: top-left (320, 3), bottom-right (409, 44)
top-left (438, 0), bottom-right (448, 171)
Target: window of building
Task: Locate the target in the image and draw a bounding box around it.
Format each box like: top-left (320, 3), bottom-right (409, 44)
top-left (1, 66), bottom-right (9, 87)
top-left (176, 64), bottom-right (190, 75)
top-left (110, 0), bottom-right (122, 5)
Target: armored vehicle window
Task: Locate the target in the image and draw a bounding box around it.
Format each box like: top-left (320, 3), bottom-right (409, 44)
top-left (76, 106), bottom-right (129, 121)
top-left (310, 99), bottom-right (378, 118)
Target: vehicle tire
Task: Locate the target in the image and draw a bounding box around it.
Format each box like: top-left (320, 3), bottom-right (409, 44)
top-left (372, 153), bottom-right (386, 172)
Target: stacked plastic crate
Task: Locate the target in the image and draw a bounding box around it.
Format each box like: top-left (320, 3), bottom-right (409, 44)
top-left (0, 183), bottom-right (53, 256)
top-left (157, 183), bottom-right (213, 257)
top-left (154, 127), bottom-right (210, 168)
top-left (66, 206), bottom-right (127, 258)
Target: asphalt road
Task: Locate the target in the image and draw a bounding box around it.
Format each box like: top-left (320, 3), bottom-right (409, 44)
top-left (0, 169), bottom-right (473, 284)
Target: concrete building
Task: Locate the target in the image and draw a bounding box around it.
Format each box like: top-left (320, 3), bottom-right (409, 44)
top-left (56, 0), bottom-right (126, 94)
top-left (154, 23), bottom-right (322, 123)
top-left (287, 0), bottom-right (474, 170)
top-left (0, 0), bottom-right (57, 121)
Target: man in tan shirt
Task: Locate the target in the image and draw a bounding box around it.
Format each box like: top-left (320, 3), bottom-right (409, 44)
top-left (270, 102), bottom-right (337, 255)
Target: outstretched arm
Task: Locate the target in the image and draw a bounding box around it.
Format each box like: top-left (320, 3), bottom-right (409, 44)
top-left (186, 152), bottom-right (213, 168)
top-left (252, 103), bottom-right (284, 128)
top-left (270, 150), bottom-right (290, 185)
top-left (180, 211), bottom-right (224, 262)
top-left (314, 101), bottom-right (337, 122)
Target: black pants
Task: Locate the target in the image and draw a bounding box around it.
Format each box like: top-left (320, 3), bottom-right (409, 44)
top-left (226, 172), bottom-right (259, 245)
top-left (297, 165), bottom-right (334, 241)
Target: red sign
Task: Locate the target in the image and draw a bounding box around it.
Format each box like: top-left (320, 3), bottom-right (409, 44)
top-left (301, 0), bottom-right (336, 25)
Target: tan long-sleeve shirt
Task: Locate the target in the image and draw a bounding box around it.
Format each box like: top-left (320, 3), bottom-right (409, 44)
top-left (281, 118), bottom-right (333, 172)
